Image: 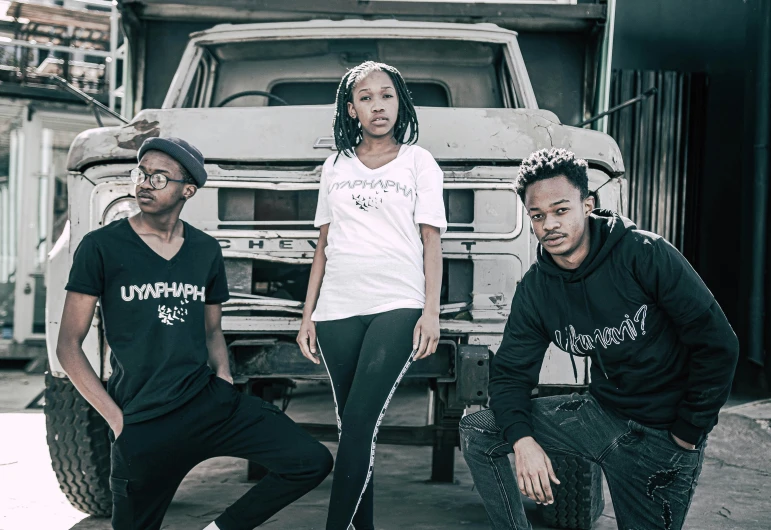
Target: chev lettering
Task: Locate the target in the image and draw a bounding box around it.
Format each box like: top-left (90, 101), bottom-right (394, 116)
top-left (218, 239), bottom-right (318, 252)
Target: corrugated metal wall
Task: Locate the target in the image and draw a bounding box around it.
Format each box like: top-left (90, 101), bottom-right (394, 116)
top-left (608, 70), bottom-right (707, 263)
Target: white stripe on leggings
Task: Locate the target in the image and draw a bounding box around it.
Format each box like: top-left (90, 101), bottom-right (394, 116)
top-left (316, 339), bottom-right (342, 440)
top-left (347, 348), bottom-right (415, 529)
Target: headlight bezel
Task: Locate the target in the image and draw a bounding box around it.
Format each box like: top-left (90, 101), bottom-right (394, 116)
top-left (102, 195), bottom-right (140, 226)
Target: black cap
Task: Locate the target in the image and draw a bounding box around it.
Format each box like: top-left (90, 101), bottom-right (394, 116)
top-left (138, 137), bottom-right (207, 187)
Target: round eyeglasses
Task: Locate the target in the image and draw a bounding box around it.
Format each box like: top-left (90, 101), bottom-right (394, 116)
top-left (130, 167), bottom-right (187, 190)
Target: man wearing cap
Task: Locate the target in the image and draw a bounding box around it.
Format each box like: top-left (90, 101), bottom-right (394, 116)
top-left (56, 137), bottom-right (333, 530)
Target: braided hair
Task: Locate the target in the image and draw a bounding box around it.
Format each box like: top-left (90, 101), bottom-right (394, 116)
top-left (332, 61), bottom-right (419, 159)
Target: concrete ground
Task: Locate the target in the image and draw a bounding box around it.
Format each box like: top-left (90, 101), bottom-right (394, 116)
top-left (0, 369), bottom-right (769, 530)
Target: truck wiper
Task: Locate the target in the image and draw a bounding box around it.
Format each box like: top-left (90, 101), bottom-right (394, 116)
top-left (47, 74), bottom-right (129, 126)
top-left (575, 87), bottom-right (657, 128)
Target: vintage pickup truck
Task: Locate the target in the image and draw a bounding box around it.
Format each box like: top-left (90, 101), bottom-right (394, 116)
top-left (45, 19), bottom-right (624, 529)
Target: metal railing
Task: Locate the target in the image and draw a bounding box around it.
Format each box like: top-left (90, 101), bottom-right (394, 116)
top-left (0, 0), bottom-right (125, 114)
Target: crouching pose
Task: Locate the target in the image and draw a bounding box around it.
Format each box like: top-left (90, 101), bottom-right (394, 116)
top-left (56, 136), bottom-right (332, 530)
top-left (460, 148), bottom-right (738, 530)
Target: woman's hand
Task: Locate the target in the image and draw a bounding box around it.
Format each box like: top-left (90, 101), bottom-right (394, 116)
top-left (413, 312), bottom-right (440, 360)
top-left (297, 225), bottom-right (327, 365)
top-left (297, 317), bottom-right (320, 364)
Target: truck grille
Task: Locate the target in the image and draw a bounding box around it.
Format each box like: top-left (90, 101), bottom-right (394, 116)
top-left (198, 172), bottom-right (524, 322)
top-left (216, 186), bottom-right (516, 234)
top-left (225, 258), bottom-right (472, 308)
top-left (219, 188), bottom-right (318, 229)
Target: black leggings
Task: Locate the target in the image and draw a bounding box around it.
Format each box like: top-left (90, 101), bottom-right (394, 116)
top-left (316, 308), bottom-right (422, 530)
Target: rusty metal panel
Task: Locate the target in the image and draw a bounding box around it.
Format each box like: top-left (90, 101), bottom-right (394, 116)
top-left (608, 70), bottom-right (707, 260)
top-left (218, 188), bottom-right (254, 222)
top-left (67, 107), bottom-right (623, 173)
top-left (456, 344), bottom-right (491, 405)
top-left (224, 258), bottom-right (252, 294)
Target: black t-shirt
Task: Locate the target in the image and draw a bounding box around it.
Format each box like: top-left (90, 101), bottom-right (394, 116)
top-left (66, 218), bottom-right (229, 424)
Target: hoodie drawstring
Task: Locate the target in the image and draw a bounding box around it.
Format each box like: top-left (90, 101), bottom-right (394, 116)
top-left (581, 278), bottom-right (609, 380)
top-left (558, 276), bottom-right (610, 382)
top-left (559, 277), bottom-right (580, 383)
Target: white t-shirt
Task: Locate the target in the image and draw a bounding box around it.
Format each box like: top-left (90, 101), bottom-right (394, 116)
top-left (312, 144), bottom-right (447, 322)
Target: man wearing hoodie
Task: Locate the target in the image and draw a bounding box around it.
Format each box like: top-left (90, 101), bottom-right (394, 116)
top-left (459, 148), bottom-right (739, 530)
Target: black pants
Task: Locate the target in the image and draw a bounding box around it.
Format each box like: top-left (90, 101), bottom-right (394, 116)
top-left (315, 308), bottom-right (422, 530)
top-left (109, 375), bottom-right (333, 530)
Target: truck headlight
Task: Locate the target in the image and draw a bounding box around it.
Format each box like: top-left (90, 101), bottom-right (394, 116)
top-left (103, 196), bottom-right (139, 225)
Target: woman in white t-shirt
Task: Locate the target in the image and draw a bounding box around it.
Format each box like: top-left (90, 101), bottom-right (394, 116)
top-left (297, 61), bottom-right (446, 530)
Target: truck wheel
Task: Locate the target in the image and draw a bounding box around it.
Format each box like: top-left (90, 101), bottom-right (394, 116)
top-left (538, 454), bottom-right (604, 530)
top-left (44, 373), bottom-right (112, 517)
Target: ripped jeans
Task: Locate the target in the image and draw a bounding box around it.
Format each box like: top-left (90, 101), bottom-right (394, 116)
top-left (459, 394), bottom-right (705, 530)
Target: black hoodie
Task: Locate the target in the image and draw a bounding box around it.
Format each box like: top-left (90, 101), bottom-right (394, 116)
top-left (489, 210), bottom-right (739, 446)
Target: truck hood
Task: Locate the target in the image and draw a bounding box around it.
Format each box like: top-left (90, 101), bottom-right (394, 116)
top-left (67, 106), bottom-right (624, 174)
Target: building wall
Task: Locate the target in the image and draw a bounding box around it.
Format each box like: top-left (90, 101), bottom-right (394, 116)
top-left (612, 0), bottom-right (751, 333)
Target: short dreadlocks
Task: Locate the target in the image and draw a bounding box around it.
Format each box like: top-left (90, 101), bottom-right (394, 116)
top-left (515, 148), bottom-right (589, 201)
top-left (333, 61), bottom-right (419, 158)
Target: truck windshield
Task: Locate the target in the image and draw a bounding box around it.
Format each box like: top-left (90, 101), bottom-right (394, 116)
top-left (266, 81), bottom-right (450, 107)
top-left (180, 38), bottom-right (518, 109)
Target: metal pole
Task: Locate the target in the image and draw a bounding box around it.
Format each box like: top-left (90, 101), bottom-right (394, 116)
top-left (576, 87), bottom-right (657, 128)
top-left (749, 0), bottom-right (771, 366)
top-left (89, 102), bottom-right (105, 127)
top-left (0, 38), bottom-right (112, 58)
top-left (48, 75), bottom-right (128, 123)
top-left (594, 0), bottom-right (617, 133)
top-left (8, 130), bottom-right (20, 288)
top-left (121, 39), bottom-right (131, 118)
top-left (109, 2), bottom-right (120, 112)
top-left (38, 128), bottom-right (52, 268)
top-left (12, 110), bottom-right (42, 343)
top-left (72, 0), bottom-right (113, 7)
top-left (0, 183), bottom-right (8, 282)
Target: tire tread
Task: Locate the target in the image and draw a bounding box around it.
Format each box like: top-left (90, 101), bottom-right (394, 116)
top-left (44, 373), bottom-right (112, 517)
top-left (538, 454), bottom-right (604, 530)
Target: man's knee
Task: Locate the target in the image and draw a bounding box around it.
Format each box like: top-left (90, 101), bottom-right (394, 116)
top-left (459, 410), bottom-right (501, 453)
top-left (459, 409), bottom-right (500, 435)
top-left (303, 440), bottom-right (334, 482)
